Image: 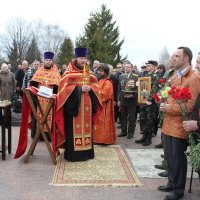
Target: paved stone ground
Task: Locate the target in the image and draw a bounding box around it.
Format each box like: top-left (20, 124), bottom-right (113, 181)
top-left (0, 114), bottom-right (200, 200)
top-left (127, 148), bottom-right (198, 179)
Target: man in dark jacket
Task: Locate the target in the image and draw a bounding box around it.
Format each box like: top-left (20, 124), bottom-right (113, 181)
top-left (15, 60), bottom-right (28, 97)
top-left (117, 62), bottom-right (138, 139)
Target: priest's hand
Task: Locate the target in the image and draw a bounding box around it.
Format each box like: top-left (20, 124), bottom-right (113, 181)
top-left (82, 85), bottom-right (91, 92)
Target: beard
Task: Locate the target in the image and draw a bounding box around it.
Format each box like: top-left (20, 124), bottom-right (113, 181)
top-left (74, 59), bottom-right (84, 70)
top-left (44, 63), bottom-right (52, 69)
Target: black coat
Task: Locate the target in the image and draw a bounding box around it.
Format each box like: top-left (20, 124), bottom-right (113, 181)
top-left (15, 69), bottom-right (25, 88)
top-left (190, 94), bottom-right (200, 145)
top-left (109, 74), bottom-right (118, 102)
top-left (192, 94), bottom-right (200, 133)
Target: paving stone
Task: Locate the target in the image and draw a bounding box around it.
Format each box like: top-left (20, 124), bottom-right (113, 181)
top-left (0, 122), bottom-right (199, 200)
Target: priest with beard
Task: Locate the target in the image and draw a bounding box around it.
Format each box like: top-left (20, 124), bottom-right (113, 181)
top-left (30, 51), bottom-right (61, 139)
top-left (55, 47), bottom-right (102, 162)
top-left (93, 63), bottom-right (116, 144)
top-left (14, 51), bottom-right (61, 159)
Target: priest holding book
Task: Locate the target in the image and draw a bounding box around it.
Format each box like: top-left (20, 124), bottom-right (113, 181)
top-left (30, 51), bottom-right (61, 139)
top-left (55, 47), bottom-right (102, 162)
top-left (14, 51), bottom-right (61, 159)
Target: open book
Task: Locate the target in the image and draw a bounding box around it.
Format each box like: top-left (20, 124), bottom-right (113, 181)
top-left (37, 86), bottom-right (53, 98)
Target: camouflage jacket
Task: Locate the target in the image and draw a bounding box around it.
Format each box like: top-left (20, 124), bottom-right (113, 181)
top-left (145, 70), bottom-right (160, 102)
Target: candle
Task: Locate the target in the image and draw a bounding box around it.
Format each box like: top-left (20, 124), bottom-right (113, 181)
top-left (84, 64), bottom-right (86, 77)
top-left (83, 64), bottom-right (86, 85)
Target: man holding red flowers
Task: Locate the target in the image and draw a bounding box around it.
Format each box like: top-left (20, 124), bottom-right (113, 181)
top-left (158, 47), bottom-right (200, 200)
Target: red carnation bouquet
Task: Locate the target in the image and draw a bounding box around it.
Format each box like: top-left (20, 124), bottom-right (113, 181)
top-left (168, 86), bottom-right (200, 170)
top-left (168, 86), bottom-right (191, 120)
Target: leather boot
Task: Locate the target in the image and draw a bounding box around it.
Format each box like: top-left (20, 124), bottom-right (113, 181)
top-left (118, 132), bottom-right (127, 137)
top-left (127, 133), bottom-right (134, 139)
top-left (155, 142), bottom-right (163, 148)
top-left (135, 133), bottom-right (147, 144)
top-left (143, 133), bottom-right (152, 146)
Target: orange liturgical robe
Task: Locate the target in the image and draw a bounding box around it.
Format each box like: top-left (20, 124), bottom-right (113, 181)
top-left (30, 64), bottom-right (61, 131)
top-left (93, 77), bottom-right (116, 144)
top-left (54, 60), bottom-right (102, 162)
top-left (14, 64), bottom-right (62, 159)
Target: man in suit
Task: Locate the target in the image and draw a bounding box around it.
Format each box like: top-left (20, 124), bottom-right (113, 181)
top-left (154, 53), bottom-right (176, 177)
top-left (117, 62), bottom-right (138, 139)
top-left (158, 47), bottom-right (200, 200)
top-left (115, 63), bottom-right (123, 125)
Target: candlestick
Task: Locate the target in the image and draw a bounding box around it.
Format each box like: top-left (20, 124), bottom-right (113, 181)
top-left (83, 64), bottom-right (86, 85)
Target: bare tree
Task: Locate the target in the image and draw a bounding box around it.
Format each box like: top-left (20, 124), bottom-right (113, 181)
top-left (37, 23), bottom-right (67, 59)
top-left (158, 46), bottom-right (170, 66)
top-left (0, 18), bottom-right (68, 64)
top-left (0, 18), bottom-right (32, 66)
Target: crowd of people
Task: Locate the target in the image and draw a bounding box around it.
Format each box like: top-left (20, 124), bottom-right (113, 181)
top-left (1, 46), bottom-right (200, 200)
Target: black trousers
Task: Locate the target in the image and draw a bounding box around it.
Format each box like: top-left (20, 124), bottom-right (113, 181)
top-left (121, 104), bottom-right (136, 136)
top-left (166, 135), bottom-right (188, 195)
top-left (114, 104), bottom-right (121, 122)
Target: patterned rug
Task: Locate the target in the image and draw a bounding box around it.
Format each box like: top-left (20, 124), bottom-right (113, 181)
top-left (50, 145), bottom-right (141, 187)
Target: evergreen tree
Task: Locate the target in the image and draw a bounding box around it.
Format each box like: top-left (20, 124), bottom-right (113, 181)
top-left (76, 4), bottom-right (125, 66)
top-left (56, 37), bottom-right (74, 65)
top-left (7, 39), bottom-right (19, 68)
top-left (25, 37), bottom-right (41, 64)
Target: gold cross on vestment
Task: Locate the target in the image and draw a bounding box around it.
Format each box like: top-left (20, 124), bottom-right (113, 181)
top-left (85, 106), bottom-right (90, 111)
top-left (45, 79), bottom-right (49, 85)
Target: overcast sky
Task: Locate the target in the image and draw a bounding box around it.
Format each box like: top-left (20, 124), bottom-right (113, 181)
top-left (0, 0), bottom-right (199, 67)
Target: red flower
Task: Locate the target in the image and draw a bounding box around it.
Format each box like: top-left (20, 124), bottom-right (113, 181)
top-left (168, 86), bottom-right (192, 120)
top-left (172, 92), bottom-right (181, 99)
top-left (168, 86), bottom-right (181, 97)
top-left (170, 87), bottom-right (192, 101)
top-left (180, 88), bottom-right (192, 100)
top-left (158, 78), bottom-right (166, 84)
top-left (153, 93), bottom-right (161, 103)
